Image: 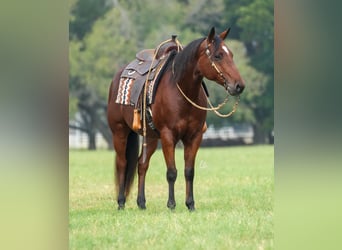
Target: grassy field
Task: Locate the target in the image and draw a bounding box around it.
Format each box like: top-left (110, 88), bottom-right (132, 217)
top-left (69, 145), bottom-right (274, 249)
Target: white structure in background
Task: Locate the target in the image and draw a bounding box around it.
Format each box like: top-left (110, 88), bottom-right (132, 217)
top-left (69, 115), bottom-right (254, 149)
top-left (69, 128), bottom-right (108, 149)
top-left (69, 114), bottom-right (108, 149)
top-left (203, 124), bottom-right (254, 144)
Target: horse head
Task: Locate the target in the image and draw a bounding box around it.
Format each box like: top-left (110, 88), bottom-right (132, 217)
top-left (198, 27), bottom-right (245, 96)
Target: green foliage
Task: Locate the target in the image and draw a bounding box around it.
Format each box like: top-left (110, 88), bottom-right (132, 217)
top-left (183, 0), bottom-right (225, 34)
top-left (69, 0), bottom-right (113, 40)
top-left (69, 95), bottom-right (78, 119)
top-left (119, 0), bottom-right (188, 49)
top-left (237, 0), bottom-right (274, 74)
top-left (220, 0), bottom-right (254, 38)
top-left (70, 7), bottom-right (138, 101)
top-left (70, 146), bottom-right (274, 249)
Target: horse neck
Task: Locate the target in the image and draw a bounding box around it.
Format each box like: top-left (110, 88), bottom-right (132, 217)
top-left (173, 55), bottom-right (203, 99)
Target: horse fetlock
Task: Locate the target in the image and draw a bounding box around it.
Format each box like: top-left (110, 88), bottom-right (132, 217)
top-left (137, 196), bottom-right (146, 209)
top-left (166, 169), bottom-right (177, 182)
top-left (184, 167), bottom-right (194, 181)
top-left (167, 200), bottom-right (176, 210)
top-left (186, 199), bottom-right (195, 211)
top-left (117, 196), bottom-right (126, 210)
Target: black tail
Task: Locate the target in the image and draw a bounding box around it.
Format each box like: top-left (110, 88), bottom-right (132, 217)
top-left (124, 131), bottom-right (139, 197)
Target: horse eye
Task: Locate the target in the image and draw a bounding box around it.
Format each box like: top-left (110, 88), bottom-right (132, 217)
top-left (214, 53), bottom-right (223, 60)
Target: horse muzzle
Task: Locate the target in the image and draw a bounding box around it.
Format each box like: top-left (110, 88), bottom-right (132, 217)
top-left (224, 80), bottom-right (245, 96)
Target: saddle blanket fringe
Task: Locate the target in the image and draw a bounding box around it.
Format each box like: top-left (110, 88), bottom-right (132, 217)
top-left (115, 77), bottom-right (134, 105)
top-left (115, 77), bottom-right (157, 106)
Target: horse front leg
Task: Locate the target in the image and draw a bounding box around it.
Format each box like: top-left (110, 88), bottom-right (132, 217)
top-left (183, 133), bottom-right (203, 211)
top-left (137, 138), bottom-right (158, 209)
top-left (160, 132), bottom-right (177, 210)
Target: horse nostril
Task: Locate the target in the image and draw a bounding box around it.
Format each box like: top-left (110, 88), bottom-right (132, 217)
top-left (236, 83), bottom-right (244, 93)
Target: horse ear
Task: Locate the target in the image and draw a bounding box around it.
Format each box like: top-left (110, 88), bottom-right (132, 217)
top-left (219, 27), bottom-right (231, 40)
top-left (207, 27), bottom-right (215, 44)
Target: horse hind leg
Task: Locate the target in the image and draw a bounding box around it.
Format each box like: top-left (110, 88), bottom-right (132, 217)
top-left (136, 138), bottom-right (158, 209)
top-left (114, 135), bottom-right (127, 210)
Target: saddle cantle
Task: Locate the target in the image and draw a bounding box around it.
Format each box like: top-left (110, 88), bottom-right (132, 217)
top-left (136, 49), bottom-right (154, 61)
top-left (115, 37), bottom-right (181, 107)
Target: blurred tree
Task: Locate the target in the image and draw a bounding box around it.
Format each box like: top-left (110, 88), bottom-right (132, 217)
top-left (237, 0), bottom-right (273, 74)
top-left (221, 0), bottom-right (253, 38)
top-left (69, 0), bottom-right (113, 149)
top-left (70, 6), bottom-right (137, 149)
top-left (236, 0), bottom-right (274, 143)
top-left (118, 0), bottom-right (186, 49)
top-left (69, 0), bottom-right (113, 40)
top-left (183, 0), bottom-right (224, 34)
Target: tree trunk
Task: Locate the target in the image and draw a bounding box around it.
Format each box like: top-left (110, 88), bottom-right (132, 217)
top-left (252, 123), bottom-right (267, 144)
top-left (268, 130), bottom-right (274, 144)
top-left (78, 106), bottom-right (97, 150)
top-left (93, 113), bottom-right (113, 150)
top-left (101, 130), bottom-right (113, 150)
top-left (88, 129), bottom-right (96, 150)
top-left (77, 100), bottom-right (114, 150)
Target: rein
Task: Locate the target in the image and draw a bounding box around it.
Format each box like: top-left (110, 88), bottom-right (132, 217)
top-left (176, 82), bottom-right (240, 117)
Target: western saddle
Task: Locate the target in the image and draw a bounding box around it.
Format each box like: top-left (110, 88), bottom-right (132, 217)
top-left (117, 36), bottom-right (182, 131)
top-left (119, 36), bottom-right (181, 107)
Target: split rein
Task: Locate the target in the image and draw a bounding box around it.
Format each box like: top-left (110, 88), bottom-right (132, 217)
top-left (176, 83), bottom-right (240, 118)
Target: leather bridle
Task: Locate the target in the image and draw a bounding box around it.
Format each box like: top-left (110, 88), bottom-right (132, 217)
top-left (205, 41), bottom-right (231, 92)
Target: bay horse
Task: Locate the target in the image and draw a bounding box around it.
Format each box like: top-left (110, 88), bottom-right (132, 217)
top-left (107, 27), bottom-right (245, 211)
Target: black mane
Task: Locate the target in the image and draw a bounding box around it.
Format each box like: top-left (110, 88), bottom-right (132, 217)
top-left (172, 35), bottom-right (222, 83)
top-left (172, 37), bottom-right (206, 82)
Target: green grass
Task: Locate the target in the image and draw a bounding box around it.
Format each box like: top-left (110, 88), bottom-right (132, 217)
top-left (70, 145), bottom-right (274, 250)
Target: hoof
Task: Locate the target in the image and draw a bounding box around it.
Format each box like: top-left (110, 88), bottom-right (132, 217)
top-left (186, 201), bottom-right (195, 211)
top-left (118, 204), bottom-right (125, 210)
top-left (188, 206), bottom-right (195, 212)
top-left (138, 203), bottom-right (146, 210)
top-left (137, 197), bottom-right (146, 210)
top-left (167, 201), bottom-right (176, 210)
